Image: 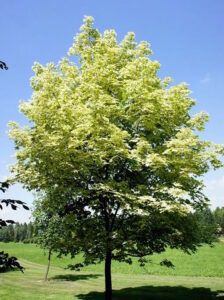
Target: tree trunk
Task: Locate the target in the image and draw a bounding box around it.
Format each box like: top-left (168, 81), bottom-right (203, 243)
top-left (105, 250), bottom-right (112, 300)
top-left (44, 249), bottom-right (52, 281)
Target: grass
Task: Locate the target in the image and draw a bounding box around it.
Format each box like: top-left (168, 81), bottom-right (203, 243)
top-left (1, 240), bottom-right (224, 277)
top-left (0, 241), bottom-right (224, 299)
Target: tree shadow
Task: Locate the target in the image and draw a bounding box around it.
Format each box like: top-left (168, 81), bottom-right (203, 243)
top-left (76, 285), bottom-right (224, 300)
top-left (51, 273), bottom-right (101, 282)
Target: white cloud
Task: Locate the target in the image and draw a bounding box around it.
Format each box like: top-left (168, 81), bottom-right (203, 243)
top-left (200, 72), bottom-right (211, 84)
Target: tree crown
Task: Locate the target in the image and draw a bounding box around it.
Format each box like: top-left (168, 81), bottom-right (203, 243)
top-left (9, 17), bottom-right (223, 213)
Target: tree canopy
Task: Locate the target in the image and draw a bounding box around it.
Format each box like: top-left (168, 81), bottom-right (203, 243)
top-left (9, 16), bottom-right (224, 299)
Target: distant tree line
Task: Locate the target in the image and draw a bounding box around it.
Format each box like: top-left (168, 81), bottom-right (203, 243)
top-left (1, 207), bottom-right (224, 245)
top-left (186, 207), bottom-right (224, 237)
top-left (0, 222), bottom-right (36, 243)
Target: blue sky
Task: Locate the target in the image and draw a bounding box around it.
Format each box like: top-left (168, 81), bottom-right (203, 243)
top-left (1, 0), bottom-right (224, 222)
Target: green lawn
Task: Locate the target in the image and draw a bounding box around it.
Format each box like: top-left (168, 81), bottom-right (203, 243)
top-left (0, 241), bottom-right (224, 299)
top-left (1, 241), bottom-right (224, 277)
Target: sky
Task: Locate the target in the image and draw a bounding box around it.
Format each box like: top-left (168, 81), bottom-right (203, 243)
top-left (0, 0), bottom-right (224, 222)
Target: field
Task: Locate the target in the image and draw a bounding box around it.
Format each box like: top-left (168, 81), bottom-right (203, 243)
top-left (0, 241), bottom-right (224, 299)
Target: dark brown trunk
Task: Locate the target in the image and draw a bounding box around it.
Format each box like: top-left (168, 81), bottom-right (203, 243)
top-left (44, 249), bottom-right (52, 281)
top-left (105, 250), bottom-right (112, 300)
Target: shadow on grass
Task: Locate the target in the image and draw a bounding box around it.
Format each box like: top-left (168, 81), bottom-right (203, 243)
top-left (51, 273), bottom-right (101, 282)
top-left (76, 286), bottom-right (224, 300)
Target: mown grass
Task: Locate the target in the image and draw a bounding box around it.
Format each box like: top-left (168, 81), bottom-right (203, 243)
top-left (0, 241), bottom-right (224, 299)
top-left (1, 240), bottom-right (224, 277)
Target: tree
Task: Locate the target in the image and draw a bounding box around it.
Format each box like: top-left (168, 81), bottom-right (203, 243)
top-left (194, 207), bottom-right (217, 240)
top-left (213, 207), bottom-right (224, 235)
top-left (0, 222), bottom-right (34, 243)
top-left (8, 224), bottom-right (15, 242)
top-left (32, 197), bottom-right (73, 281)
top-left (9, 17), bottom-right (224, 299)
top-left (26, 222), bottom-right (34, 241)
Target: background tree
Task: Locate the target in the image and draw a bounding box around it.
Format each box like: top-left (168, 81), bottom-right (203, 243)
top-left (26, 222), bottom-right (34, 241)
top-left (32, 196), bottom-right (75, 281)
top-left (0, 222), bottom-right (34, 243)
top-left (213, 207), bottom-right (224, 235)
top-left (194, 207), bottom-right (218, 241)
top-left (9, 17), bottom-right (224, 299)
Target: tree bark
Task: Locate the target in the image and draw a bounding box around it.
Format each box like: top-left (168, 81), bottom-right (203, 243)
top-left (44, 249), bottom-right (52, 281)
top-left (105, 249), bottom-right (112, 300)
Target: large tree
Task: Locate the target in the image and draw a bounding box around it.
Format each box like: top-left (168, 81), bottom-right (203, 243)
top-left (9, 17), bottom-right (223, 299)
